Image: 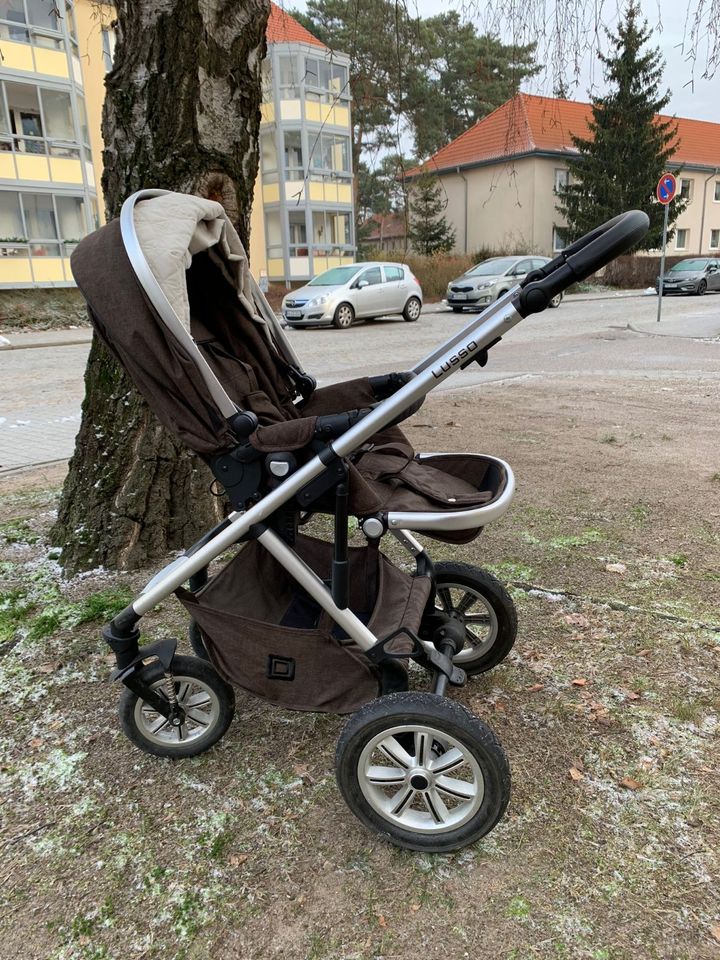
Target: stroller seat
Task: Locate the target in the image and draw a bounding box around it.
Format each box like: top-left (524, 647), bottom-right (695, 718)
top-left (73, 195), bottom-right (513, 542)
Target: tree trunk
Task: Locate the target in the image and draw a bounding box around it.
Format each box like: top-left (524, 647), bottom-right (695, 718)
top-left (52, 0), bottom-right (270, 574)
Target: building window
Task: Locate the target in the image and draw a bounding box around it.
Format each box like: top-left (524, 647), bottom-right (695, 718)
top-left (679, 178), bottom-right (693, 201)
top-left (309, 132), bottom-right (350, 178)
top-left (0, 190), bottom-right (88, 254)
top-left (675, 228), bottom-right (688, 250)
top-left (0, 0), bottom-right (63, 44)
top-left (283, 130), bottom-right (304, 181)
top-left (305, 56), bottom-right (348, 103)
top-left (0, 190), bottom-right (25, 241)
top-left (288, 210), bottom-right (307, 255)
top-left (260, 132), bottom-right (278, 183)
top-left (710, 229), bottom-right (720, 250)
top-left (714, 181), bottom-right (720, 202)
top-left (101, 25), bottom-right (116, 72)
top-left (278, 54), bottom-right (299, 98)
top-left (554, 168), bottom-right (569, 193)
top-left (264, 209), bottom-right (282, 259)
top-left (311, 210), bottom-right (352, 253)
top-left (0, 80), bottom-right (84, 157)
top-left (552, 227), bottom-right (567, 252)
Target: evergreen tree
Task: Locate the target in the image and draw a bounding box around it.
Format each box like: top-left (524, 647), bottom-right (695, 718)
top-left (408, 173), bottom-right (456, 255)
top-left (557, 1), bottom-right (684, 250)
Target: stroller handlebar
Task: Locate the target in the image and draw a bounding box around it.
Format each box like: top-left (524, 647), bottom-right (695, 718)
top-left (515, 209), bottom-right (650, 316)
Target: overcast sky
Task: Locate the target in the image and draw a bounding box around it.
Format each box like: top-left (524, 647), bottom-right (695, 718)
top-left (291, 0), bottom-right (718, 122)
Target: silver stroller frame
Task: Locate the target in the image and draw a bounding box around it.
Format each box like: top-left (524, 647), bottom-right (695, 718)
top-left (101, 193), bottom-right (648, 851)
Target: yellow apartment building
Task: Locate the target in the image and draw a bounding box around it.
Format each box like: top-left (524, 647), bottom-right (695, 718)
top-left (0, 0), bottom-right (99, 286)
top-left (0, 1), bottom-right (354, 289)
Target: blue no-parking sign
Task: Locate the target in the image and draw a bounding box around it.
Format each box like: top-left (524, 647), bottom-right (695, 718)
top-left (656, 173), bottom-right (676, 204)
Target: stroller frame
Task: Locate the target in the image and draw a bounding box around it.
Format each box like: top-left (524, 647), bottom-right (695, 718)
top-left (95, 191), bottom-right (649, 851)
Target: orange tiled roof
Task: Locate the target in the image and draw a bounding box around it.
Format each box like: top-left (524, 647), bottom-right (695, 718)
top-left (363, 212), bottom-right (407, 241)
top-left (267, 2), bottom-right (326, 48)
top-left (410, 93), bottom-right (720, 175)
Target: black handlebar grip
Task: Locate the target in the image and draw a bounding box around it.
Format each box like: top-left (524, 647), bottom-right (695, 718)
top-left (515, 209), bottom-right (649, 316)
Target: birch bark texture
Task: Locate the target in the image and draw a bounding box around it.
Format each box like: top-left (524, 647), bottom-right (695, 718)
top-left (52, 0), bottom-right (270, 573)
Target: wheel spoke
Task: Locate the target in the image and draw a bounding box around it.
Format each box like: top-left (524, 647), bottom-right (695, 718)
top-left (436, 587), bottom-right (454, 612)
top-left (423, 788), bottom-right (450, 824)
top-left (176, 723), bottom-right (186, 742)
top-left (390, 786), bottom-right (415, 815)
top-left (148, 715), bottom-right (170, 735)
top-left (436, 775), bottom-right (477, 801)
top-left (185, 708), bottom-right (211, 726)
top-left (465, 613), bottom-right (491, 624)
top-left (414, 730), bottom-right (429, 766)
top-left (456, 591), bottom-right (478, 615)
top-left (378, 736), bottom-right (413, 769)
top-left (428, 747), bottom-right (465, 774)
top-left (367, 764), bottom-right (406, 785)
top-left (176, 682), bottom-right (191, 704)
top-left (186, 692), bottom-right (211, 708)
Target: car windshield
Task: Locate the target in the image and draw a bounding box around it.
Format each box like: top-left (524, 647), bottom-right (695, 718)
top-left (669, 259), bottom-right (709, 273)
top-left (466, 257), bottom-right (521, 277)
top-left (308, 266), bottom-right (361, 286)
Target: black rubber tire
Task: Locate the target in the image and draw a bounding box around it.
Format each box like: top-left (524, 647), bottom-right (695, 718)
top-left (697, 280), bottom-right (707, 296)
top-left (431, 562), bottom-right (517, 676)
top-left (451, 306), bottom-right (464, 313)
top-left (336, 692), bottom-right (510, 852)
top-left (496, 289), bottom-right (508, 299)
top-left (548, 292), bottom-right (563, 308)
top-left (332, 302), bottom-right (355, 329)
top-left (188, 620), bottom-right (210, 660)
top-left (403, 296), bottom-right (422, 322)
top-left (119, 655), bottom-right (235, 759)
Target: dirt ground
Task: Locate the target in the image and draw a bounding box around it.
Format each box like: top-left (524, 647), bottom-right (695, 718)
top-left (1, 373), bottom-right (718, 960)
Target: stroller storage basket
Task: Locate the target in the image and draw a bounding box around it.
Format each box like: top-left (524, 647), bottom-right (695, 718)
top-left (178, 534), bottom-right (432, 713)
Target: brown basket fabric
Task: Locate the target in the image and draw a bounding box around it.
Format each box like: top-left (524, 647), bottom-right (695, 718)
top-left (177, 535), bottom-right (431, 713)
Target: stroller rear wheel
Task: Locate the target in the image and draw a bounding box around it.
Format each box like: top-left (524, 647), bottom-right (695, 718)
top-left (431, 562), bottom-right (517, 676)
top-left (119, 655), bottom-right (235, 758)
top-left (336, 692), bottom-right (510, 852)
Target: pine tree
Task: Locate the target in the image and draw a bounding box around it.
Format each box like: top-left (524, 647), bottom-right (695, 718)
top-left (408, 173), bottom-right (456, 255)
top-left (556, 1), bottom-right (684, 250)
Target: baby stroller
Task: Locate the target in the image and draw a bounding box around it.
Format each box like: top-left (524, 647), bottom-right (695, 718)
top-left (71, 191), bottom-right (647, 852)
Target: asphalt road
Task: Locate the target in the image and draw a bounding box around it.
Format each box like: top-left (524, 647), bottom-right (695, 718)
top-left (1, 293), bottom-right (719, 473)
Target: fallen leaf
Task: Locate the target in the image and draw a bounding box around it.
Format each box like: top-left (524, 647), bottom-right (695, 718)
top-left (624, 691), bottom-right (641, 701)
top-left (292, 764), bottom-right (309, 778)
top-left (569, 767), bottom-right (584, 782)
top-left (527, 683), bottom-right (544, 692)
top-left (29, 738), bottom-right (43, 749)
top-left (229, 854), bottom-right (249, 866)
top-left (37, 663), bottom-right (58, 675)
top-left (493, 700), bottom-right (507, 712)
top-left (572, 678), bottom-right (588, 687)
top-left (619, 777), bottom-right (643, 791)
top-left (563, 613), bottom-right (590, 628)
top-left (709, 924), bottom-right (720, 944)
top-left (637, 649), bottom-right (651, 657)
top-left (377, 915), bottom-right (388, 928)
top-left (410, 904), bottom-right (420, 912)
top-left (605, 562), bottom-right (627, 574)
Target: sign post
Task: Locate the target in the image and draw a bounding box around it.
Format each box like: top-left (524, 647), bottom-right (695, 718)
top-left (656, 173), bottom-right (676, 323)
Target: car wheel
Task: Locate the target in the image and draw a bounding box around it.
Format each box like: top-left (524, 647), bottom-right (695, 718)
top-left (696, 280), bottom-right (707, 296)
top-left (333, 303), bottom-right (355, 329)
top-left (495, 289), bottom-right (508, 300)
top-left (548, 292), bottom-right (563, 308)
top-left (403, 296), bottom-right (422, 322)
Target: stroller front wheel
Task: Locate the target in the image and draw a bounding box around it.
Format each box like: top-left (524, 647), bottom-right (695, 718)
top-left (336, 692), bottom-right (510, 852)
top-left (119, 655), bottom-right (235, 759)
top-left (430, 562), bottom-right (517, 676)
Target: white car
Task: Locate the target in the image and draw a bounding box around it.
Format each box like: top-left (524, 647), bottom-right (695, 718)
top-left (282, 262), bottom-right (423, 330)
top-left (446, 255), bottom-right (562, 311)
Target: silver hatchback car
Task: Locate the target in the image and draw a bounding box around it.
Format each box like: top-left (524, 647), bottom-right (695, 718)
top-left (282, 262), bottom-right (423, 330)
top-left (446, 255), bottom-right (562, 311)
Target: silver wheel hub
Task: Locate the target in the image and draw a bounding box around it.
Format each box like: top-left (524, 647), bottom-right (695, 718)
top-left (135, 675), bottom-right (220, 746)
top-left (435, 581), bottom-right (499, 664)
top-left (358, 724), bottom-right (484, 833)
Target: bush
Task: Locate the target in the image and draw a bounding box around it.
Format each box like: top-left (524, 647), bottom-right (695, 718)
top-left (601, 254), bottom-right (689, 289)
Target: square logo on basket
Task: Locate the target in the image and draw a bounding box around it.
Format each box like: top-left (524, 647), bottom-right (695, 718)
top-left (267, 655), bottom-right (296, 681)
